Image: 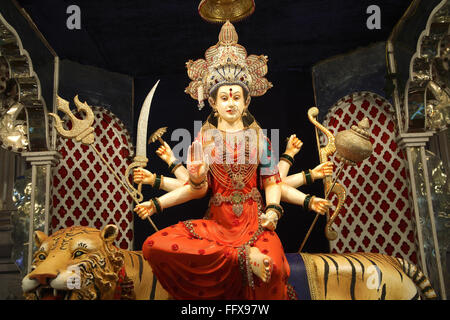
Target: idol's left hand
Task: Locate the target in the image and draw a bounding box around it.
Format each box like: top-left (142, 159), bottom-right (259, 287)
top-left (311, 161), bottom-right (333, 180)
top-left (284, 134), bottom-right (303, 157)
top-left (309, 197), bottom-right (331, 215)
top-left (261, 210), bottom-right (279, 231)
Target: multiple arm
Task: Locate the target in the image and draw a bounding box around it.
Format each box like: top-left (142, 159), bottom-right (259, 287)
top-left (133, 133), bottom-right (333, 224)
top-left (278, 135), bottom-right (333, 220)
top-left (133, 141), bottom-right (208, 220)
top-left (260, 175), bottom-right (282, 231)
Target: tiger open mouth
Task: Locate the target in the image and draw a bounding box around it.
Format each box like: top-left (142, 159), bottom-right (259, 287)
top-left (32, 286), bottom-right (73, 300)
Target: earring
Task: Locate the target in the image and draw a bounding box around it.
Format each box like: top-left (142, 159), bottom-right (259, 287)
top-left (243, 109), bottom-right (248, 116)
top-left (213, 109), bottom-right (218, 117)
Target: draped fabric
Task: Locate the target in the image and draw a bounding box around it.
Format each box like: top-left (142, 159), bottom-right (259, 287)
top-left (142, 127), bottom-right (290, 299)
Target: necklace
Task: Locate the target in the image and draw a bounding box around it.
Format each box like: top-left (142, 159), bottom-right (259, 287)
top-left (209, 130), bottom-right (257, 191)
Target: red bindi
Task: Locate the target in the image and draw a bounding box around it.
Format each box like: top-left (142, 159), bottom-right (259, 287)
top-left (229, 88), bottom-right (233, 97)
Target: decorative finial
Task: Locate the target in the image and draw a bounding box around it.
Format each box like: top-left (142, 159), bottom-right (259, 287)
top-left (198, 0), bottom-right (255, 24)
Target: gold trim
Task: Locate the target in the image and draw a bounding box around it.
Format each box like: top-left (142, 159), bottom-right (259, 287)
top-left (300, 253), bottom-right (322, 300)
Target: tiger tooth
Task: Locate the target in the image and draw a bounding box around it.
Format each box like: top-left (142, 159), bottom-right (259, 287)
top-left (36, 288), bottom-right (41, 299)
top-left (53, 288), bottom-right (58, 296)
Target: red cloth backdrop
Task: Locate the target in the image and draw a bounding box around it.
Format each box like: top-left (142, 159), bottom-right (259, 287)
top-left (51, 106), bottom-right (135, 249)
top-left (323, 92), bottom-right (418, 264)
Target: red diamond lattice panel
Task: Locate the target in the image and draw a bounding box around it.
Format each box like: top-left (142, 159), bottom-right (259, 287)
top-left (51, 106), bottom-right (135, 249)
top-left (323, 92), bottom-right (418, 263)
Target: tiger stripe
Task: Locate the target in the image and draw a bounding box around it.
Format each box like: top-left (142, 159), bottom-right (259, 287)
top-left (126, 250), bottom-right (170, 300)
top-left (136, 253), bottom-right (143, 283)
top-left (319, 256), bottom-right (330, 298)
top-left (380, 284), bottom-right (386, 300)
top-left (411, 267), bottom-right (420, 282)
top-left (349, 256), bottom-right (365, 282)
top-left (395, 257), bottom-right (437, 300)
top-left (149, 274), bottom-right (158, 300)
top-left (128, 252), bottom-right (135, 268)
top-left (422, 286), bottom-right (434, 294)
top-left (323, 255), bottom-right (340, 284)
top-left (300, 252), bottom-right (437, 300)
top-left (343, 256), bottom-right (357, 300)
top-left (411, 292), bottom-right (420, 300)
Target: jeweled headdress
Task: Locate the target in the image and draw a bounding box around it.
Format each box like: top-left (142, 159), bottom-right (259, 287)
top-left (185, 21), bottom-right (273, 109)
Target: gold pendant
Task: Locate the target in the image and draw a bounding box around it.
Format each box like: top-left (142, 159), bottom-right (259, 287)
top-left (232, 204), bottom-right (243, 217)
top-left (231, 191), bottom-right (244, 217)
top-left (232, 175), bottom-right (245, 190)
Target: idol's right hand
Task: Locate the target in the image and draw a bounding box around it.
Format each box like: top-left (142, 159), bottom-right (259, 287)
top-left (133, 168), bottom-right (155, 185)
top-left (187, 141), bottom-right (208, 184)
top-left (134, 201), bottom-right (155, 220)
top-left (156, 141), bottom-right (176, 165)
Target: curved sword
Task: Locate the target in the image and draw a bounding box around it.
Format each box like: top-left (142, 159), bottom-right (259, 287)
top-left (125, 80), bottom-right (160, 231)
top-left (136, 80), bottom-right (160, 161)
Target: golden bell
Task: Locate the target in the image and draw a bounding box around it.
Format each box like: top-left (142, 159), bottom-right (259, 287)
top-left (198, 0), bottom-right (255, 23)
top-left (335, 118), bottom-right (373, 166)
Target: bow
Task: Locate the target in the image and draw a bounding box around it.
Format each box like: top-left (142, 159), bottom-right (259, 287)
top-left (298, 107), bottom-right (346, 252)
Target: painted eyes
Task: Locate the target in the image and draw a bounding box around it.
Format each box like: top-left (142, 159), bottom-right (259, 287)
top-left (73, 250), bottom-right (85, 258)
top-left (220, 95), bottom-right (241, 101)
top-left (38, 254), bottom-right (46, 261)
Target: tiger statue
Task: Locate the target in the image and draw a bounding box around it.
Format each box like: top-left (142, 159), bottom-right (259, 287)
top-left (286, 252), bottom-right (437, 300)
top-left (22, 225), bottom-right (437, 300)
top-left (21, 225), bottom-right (169, 300)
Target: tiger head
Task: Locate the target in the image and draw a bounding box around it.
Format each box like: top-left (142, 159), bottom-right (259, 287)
top-left (22, 225), bottom-right (125, 300)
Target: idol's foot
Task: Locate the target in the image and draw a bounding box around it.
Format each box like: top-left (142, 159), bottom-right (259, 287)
top-left (249, 247), bottom-right (273, 283)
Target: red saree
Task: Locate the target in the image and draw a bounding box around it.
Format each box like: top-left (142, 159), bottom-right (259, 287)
top-left (142, 129), bottom-right (290, 299)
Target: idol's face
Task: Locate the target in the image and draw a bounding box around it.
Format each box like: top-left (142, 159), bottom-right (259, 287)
top-left (210, 85), bottom-right (250, 125)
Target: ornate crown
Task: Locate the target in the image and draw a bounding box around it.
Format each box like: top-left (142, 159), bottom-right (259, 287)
top-left (185, 21), bottom-right (273, 109)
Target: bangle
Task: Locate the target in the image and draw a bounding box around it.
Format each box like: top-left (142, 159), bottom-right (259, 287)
top-left (152, 174), bottom-right (162, 189)
top-left (303, 194), bottom-right (313, 211)
top-left (168, 159), bottom-right (181, 173)
top-left (304, 170), bottom-right (314, 185)
top-left (265, 203), bottom-right (284, 219)
top-left (189, 178), bottom-right (206, 189)
top-left (280, 153), bottom-right (294, 166)
top-left (309, 169), bottom-right (315, 182)
top-left (150, 197), bottom-right (162, 214)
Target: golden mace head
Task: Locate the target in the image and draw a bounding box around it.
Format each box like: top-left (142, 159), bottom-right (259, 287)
top-left (198, 0), bottom-right (255, 23)
top-left (335, 118), bottom-right (373, 166)
top-left (148, 126), bottom-right (167, 145)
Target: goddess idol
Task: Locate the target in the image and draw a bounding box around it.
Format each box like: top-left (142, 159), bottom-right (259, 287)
top-left (133, 21), bottom-right (332, 300)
